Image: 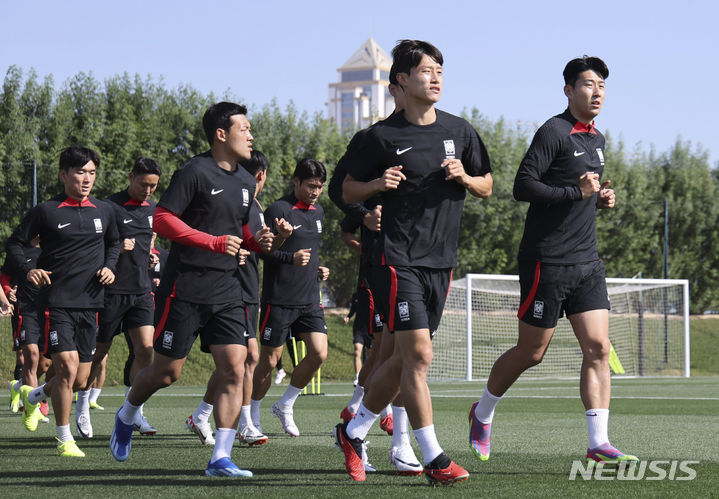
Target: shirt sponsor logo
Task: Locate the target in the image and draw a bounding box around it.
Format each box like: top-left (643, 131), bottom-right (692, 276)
top-left (533, 300), bottom-right (544, 319)
top-left (49, 330), bottom-right (59, 346)
top-left (93, 218), bottom-right (103, 233)
top-left (242, 189), bottom-right (250, 206)
top-left (263, 327), bottom-right (272, 341)
top-left (396, 146), bottom-right (412, 155)
top-left (596, 148), bottom-right (605, 166)
top-left (443, 140), bottom-right (456, 158)
top-left (574, 150), bottom-right (586, 157)
top-left (123, 219), bottom-right (133, 224)
top-left (162, 330), bottom-right (174, 349)
top-left (316, 220), bottom-right (322, 233)
top-left (211, 188), bottom-right (224, 195)
top-left (398, 301), bottom-right (410, 322)
top-left (57, 223), bottom-right (71, 229)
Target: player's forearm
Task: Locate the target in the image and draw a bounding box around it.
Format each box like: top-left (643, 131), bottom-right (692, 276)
top-left (154, 207), bottom-right (227, 254)
top-left (513, 171), bottom-right (582, 204)
top-left (463, 173), bottom-right (493, 199)
top-left (343, 177), bottom-right (383, 204)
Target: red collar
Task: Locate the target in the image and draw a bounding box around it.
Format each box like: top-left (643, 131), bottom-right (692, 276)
top-left (292, 200), bottom-right (316, 210)
top-left (124, 198), bottom-right (151, 206)
top-left (570, 120), bottom-right (597, 135)
top-left (58, 196), bottom-right (96, 208)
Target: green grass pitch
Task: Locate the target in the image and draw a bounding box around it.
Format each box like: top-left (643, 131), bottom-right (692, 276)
top-left (1, 377), bottom-right (717, 497)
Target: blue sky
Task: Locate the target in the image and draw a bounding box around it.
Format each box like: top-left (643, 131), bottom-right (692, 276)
top-left (2, 0), bottom-right (718, 166)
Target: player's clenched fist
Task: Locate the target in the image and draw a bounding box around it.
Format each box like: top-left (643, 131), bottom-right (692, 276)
top-left (578, 172), bottom-right (600, 199)
top-left (293, 248), bottom-right (311, 266)
top-left (275, 218), bottom-right (293, 239)
top-left (224, 235), bottom-right (243, 256)
top-left (378, 166), bottom-right (406, 191)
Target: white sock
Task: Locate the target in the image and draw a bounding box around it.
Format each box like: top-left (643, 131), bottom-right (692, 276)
top-left (391, 405), bottom-right (411, 448)
top-left (413, 424), bottom-right (443, 465)
top-left (380, 404), bottom-right (393, 419)
top-left (347, 385), bottom-right (365, 413)
top-left (586, 408), bottom-right (610, 448)
top-left (193, 400), bottom-right (213, 425)
top-left (28, 384), bottom-right (46, 404)
top-left (239, 405), bottom-right (252, 428)
top-left (89, 387), bottom-right (102, 403)
top-left (76, 390), bottom-right (90, 416)
top-left (474, 386), bottom-right (503, 423)
top-left (56, 424), bottom-right (73, 443)
top-left (210, 428), bottom-right (236, 464)
top-left (346, 402), bottom-right (379, 440)
top-left (277, 384), bottom-right (303, 408)
top-left (250, 398), bottom-right (262, 425)
top-left (119, 399), bottom-right (141, 426)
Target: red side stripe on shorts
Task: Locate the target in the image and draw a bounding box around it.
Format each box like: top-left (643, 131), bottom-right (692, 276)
top-left (366, 286), bottom-right (375, 335)
top-left (154, 281), bottom-right (177, 342)
top-left (517, 262), bottom-right (541, 319)
top-left (259, 304), bottom-right (272, 335)
top-left (14, 313), bottom-right (23, 343)
top-left (387, 266), bottom-right (398, 332)
top-left (41, 309), bottom-right (50, 356)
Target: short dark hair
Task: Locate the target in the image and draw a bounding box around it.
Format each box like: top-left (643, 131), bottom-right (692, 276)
top-left (293, 158), bottom-right (326, 183)
top-left (389, 64), bottom-right (398, 85)
top-left (563, 56), bottom-right (609, 87)
top-left (391, 39), bottom-right (443, 78)
top-left (202, 101), bottom-right (248, 146)
top-left (240, 150), bottom-right (269, 176)
top-left (59, 146), bottom-right (100, 172)
top-left (132, 157), bottom-right (162, 176)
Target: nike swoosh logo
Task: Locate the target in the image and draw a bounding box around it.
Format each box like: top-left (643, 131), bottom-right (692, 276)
top-left (293, 225), bottom-right (302, 230)
top-left (211, 189), bottom-right (224, 195)
top-left (396, 147), bottom-right (412, 155)
top-left (573, 151), bottom-right (585, 157)
top-left (123, 219), bottom-right (132, 224)
top-left (57, 223), bottom-right (71, 229)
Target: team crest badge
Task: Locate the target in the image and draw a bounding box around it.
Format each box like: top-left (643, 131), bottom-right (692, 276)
top-left (316, 220), bottom-right (322, 233)
top-left (443, 140), bottom-right (456, 158)
top-left (596, 148), bottom-right (605, 166)
top-left (242, 188), bottom-right (250, 206)
top-left (49, 330), bottom-right (59, 346)
top-left (148, 215), bottom-right (153, 227)
top-left (533, 301), bottom-right (544, 319)
top-left (93, 218), bottom-right (103, 233)
top-left (162, 331), bottom-right (174, 349)
top-left (398, 301), bottom-right (410, 322)
top-left (263, 327), bottom-right (272, 341)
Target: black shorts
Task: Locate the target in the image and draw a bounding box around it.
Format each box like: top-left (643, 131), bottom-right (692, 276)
top-left (374, 265), bottom-right (452, 334)
top-left (154, 297), bottom-right (249, 359)
top-left (46, 308), bottom-right (99, 362)
top-left (13, 301), bottom-right (49, 352)
top-left (258, 302), bottom-right (327, 347)
top-left (367, 266), bottom-right (389, 328)
top-left (98, 292), bottom-right (154, 343)
top-left (352, 283), bottom-right (376, 347)
top-left (518, 260), bottom-right (610, 329)
top-left (246, 303), bottom-right (259, 340)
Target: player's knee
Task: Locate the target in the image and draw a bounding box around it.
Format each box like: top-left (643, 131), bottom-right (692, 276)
top-left (134, 346), bottom-right (153, 364)
top-left (583, 338), bottom-right (611, 362)
top-left (404, 345), bottom-right (433, 372)
top-left (245, 349), bottom-right (259, 368)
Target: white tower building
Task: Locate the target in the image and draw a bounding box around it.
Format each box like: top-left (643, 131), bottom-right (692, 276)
top-left (327, 38), bottom-right (394, 133)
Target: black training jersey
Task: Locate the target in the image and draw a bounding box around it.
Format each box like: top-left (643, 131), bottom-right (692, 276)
top-left (1, 245), bottom-right (41, 304)
top-left (5, 194), bottom-right (120, 309)
top-left (514, 109), bottom-right (606, 264)
top-left (261, 194), bottom-right (324, 307)
top-left (158, 152), bottom-right (255, 304)
top-left (343, 109), bottom-right (492, 268)
top-left (237, 199), bottom-right (264, 305)
top-left (105, 190), bottom-right (156, 295)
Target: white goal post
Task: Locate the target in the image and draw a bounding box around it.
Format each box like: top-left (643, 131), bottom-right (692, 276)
top-left (429, 274), bottom-right (690, 381)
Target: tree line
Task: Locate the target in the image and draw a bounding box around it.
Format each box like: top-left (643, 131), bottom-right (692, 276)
top-left (1, 66), bottom-right (717, 313)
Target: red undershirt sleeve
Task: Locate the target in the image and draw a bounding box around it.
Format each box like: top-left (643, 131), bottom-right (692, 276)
top-left (0, 273), bottom-right (11, 296)
top-left (153, 207), bottom-right (227, 254)
top-left (240, 224), bottom-right (263, 253)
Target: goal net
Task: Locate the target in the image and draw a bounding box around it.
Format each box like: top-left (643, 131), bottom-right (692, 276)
top-left (429, 274), bottom-right (690, 381)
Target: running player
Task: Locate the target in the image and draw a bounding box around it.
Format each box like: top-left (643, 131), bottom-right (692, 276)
top-left (185, 150), bottom-right (292, 448)
top-left (6, 146), bottom-right (121, 457)
top-left (110, 102), bottom-right (270, 478)
top-left (76, 157), bottom-right (161, 439)
top-left (335, 40), bottom-right (493, 484)
top-left (250, 159), bottom-right (329, 438)
top-left (468, 56), bottom-right (637, 466)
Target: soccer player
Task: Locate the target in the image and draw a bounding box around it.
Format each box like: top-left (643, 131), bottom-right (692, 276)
top-left (110, 102), bottom-right (271, 477)
top-left (6, 146), bottom-right (121, 457)
top-left (468, 56), bottom-right (637, 466)
top-left (185, 150), bottom-right (292, 448)
top-left (250, 159), bottom-right (329, 438)
top-left (335, 39), bottom-right (493, 484)
top-left (76, 157), bottom-right (161, 439)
